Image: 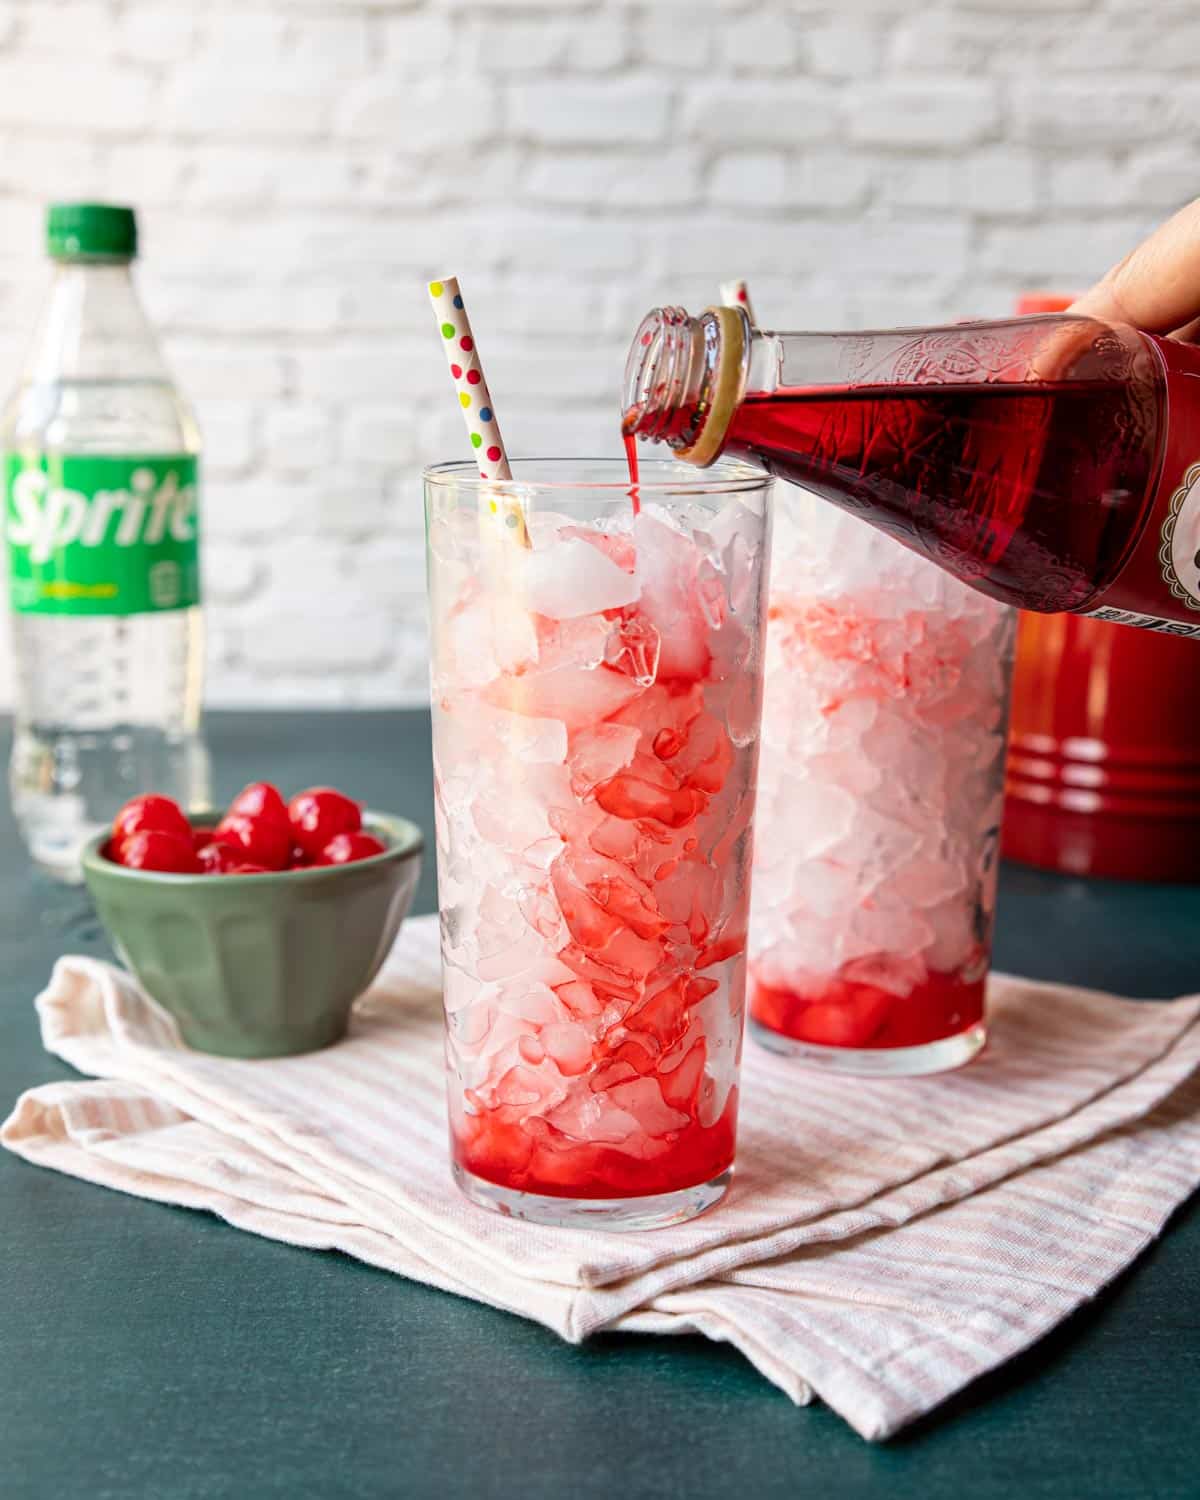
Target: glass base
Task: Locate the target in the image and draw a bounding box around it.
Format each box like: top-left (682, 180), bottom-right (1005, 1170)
top-left (749, 1019), bottom-right (987, 1076)
top-left (31, 857), bottom-right (86, 886)
top-left (451, 1162), bottom-right (732, 1231)
top-left (19, 825), bottom-right (97, 885)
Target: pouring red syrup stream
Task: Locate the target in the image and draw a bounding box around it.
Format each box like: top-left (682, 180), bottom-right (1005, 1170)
top-left (623, 429), bottom-right (640, 515)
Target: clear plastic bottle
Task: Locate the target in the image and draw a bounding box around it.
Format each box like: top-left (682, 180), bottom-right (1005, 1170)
top-left (3, 203), bottom-right (209, 881)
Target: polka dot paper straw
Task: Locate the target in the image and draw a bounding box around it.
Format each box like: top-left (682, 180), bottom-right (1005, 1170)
top-left (428, 277), bottom-right (509, 479)
top-left (720, 279), bottom-right (757, 326)
top-left (428, 275), bottom-right (528, 547)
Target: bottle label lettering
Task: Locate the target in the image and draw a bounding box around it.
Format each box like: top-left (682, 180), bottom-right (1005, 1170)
top-left (1082, 604), bottom-right (1200, 637)
top-left (4, 454), bottom-right (200, 615)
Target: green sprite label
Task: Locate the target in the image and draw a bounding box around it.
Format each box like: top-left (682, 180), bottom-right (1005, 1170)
top-left (4, 453), bottom-right (200, 616)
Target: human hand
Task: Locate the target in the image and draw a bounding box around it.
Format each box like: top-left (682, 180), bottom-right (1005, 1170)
top-left (1070, 198), bottom-right (1200, 340)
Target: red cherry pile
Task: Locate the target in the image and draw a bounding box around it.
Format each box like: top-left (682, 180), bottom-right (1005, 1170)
top-left (106, 784), bottom-right (387, 876)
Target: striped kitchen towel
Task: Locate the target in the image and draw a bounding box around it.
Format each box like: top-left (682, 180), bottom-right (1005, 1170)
top-left (5, 913), bottom-right (1200, 1441)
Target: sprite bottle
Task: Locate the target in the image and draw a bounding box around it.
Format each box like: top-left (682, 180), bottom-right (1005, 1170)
top-left (3, 203), bottom-right (209, 880)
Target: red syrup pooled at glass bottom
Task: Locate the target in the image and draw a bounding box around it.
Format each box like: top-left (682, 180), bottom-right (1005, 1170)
top-left (751, 967), bottom-right (984, 1051)
top-left (622, 308), bottom-right (1200, 636)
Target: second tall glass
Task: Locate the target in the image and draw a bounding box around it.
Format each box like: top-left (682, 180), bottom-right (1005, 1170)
top-left (426, 458), bottom-right (772, 1229)
top-left (749, 486), bottom-right (1015, 1075)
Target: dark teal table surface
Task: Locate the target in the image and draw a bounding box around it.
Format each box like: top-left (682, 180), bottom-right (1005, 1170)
top-left (3, 710), bottom-right (1199, 1499)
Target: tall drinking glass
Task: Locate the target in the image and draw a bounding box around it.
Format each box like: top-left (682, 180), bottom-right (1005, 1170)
top-left (748, 487), bottom-right (1016, 1076)
top-left (425, 458), bottom-right (772, 1229)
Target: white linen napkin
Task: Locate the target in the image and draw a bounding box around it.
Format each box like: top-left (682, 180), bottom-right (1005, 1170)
top-left (5, 914), bottom-right (1200, 1441)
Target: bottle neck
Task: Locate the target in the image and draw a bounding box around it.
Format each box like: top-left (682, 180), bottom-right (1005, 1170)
top-left (623, 306), bottom-right (847, 467)
top-left (24, 259), bottom-right (168, 385)
top-left (622, 305), bottom-right (754, 467)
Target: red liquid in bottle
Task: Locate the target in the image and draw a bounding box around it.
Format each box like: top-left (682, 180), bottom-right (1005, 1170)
top-left (624, 308), bottom-right (1200, 631)
top-left (723, 377), bottom-right (1162, 614)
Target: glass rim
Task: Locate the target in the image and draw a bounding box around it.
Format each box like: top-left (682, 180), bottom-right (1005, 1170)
top-left (422, 455), bottom-right (771, 497)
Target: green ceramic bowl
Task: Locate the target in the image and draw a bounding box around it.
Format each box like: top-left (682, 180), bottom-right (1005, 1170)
top-left (81, 811), bottom-right (423, 1059)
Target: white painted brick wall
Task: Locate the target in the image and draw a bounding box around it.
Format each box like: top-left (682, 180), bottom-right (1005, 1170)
top-left (0, 0), bottom-right (1192, 710)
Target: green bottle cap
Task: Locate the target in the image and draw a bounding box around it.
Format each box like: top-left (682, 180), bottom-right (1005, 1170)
top-left (46, 203), bottom-right (138, 261)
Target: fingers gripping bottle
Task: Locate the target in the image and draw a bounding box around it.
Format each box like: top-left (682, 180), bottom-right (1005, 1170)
top-left (3, 204), bottom-right (209, 880)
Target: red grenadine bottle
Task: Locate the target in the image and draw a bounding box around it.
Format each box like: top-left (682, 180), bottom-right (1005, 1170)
top-left (622, 304), bottom-right (1200, 635)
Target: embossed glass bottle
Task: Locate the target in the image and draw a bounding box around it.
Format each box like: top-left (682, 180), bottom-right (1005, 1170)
top-left (622, 306), bottom-right (1200, 637)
